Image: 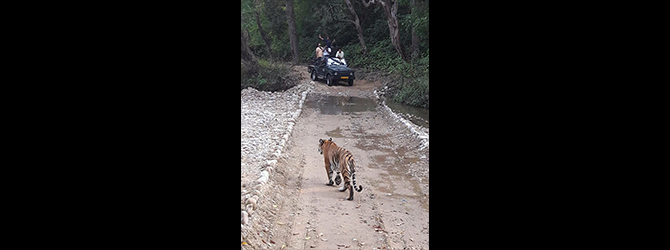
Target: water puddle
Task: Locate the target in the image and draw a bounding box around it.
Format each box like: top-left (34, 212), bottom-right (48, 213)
top-left (304, 95), bottom-right (378, 115)
top-left (325, 126), bottom-right (345, 138)
top-left (305, 94), bottom-right (429, 211)
top-left (360, 139), bottom-right (428, 211)
top-left (369, 154), bottom-right (428, 212)
top-left (304, 95), bottom-right (428, 128)
top-left (384, 99), bottom-right (429, 128)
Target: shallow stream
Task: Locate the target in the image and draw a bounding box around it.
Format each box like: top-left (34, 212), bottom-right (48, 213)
top-left (384, 98), bottom-right (429, 128)
top-left (303, 95), bottom-right (429, 128)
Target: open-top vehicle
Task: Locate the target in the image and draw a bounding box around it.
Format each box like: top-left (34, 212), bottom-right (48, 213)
top-left (308, 57), bottom-right (355, 86)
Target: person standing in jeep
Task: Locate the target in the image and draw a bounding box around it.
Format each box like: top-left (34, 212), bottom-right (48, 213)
top-left (319, 34), bottom-right (334, 58)
top-left (314, 43), bottom-right (324, 65)
top-left (319, 34), bottom-right (331, 49)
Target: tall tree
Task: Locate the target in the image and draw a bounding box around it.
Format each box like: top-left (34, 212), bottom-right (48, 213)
top-left (409, 0), bottom-right (420, 60)
top-left (286, 0), bottom-right (300, 64)
top-left (362, 0), bottom-right (406, 61)
top-left (241, 24), bottom-right (259, 74)
top-left (343, 0), bottom-right (367, 55)
top-left (254, 0), bottom-right (273, 56)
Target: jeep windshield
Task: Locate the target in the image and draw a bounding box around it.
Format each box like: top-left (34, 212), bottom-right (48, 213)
top-left (327, 57), bottom-right (347, 67)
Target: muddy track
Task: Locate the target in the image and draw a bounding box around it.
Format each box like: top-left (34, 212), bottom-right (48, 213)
top-left (243, 66), bottom-right (428, 250)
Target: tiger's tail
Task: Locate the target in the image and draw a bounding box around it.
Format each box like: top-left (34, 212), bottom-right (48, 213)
top-left (350, 158), bottom-right (363, 192)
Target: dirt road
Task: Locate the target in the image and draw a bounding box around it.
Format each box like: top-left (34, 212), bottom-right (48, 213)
top-left (242, 66), bottom-right (428, 250)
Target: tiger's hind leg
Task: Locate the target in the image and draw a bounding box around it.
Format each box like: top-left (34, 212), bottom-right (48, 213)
top-left (338, 172), bottom-right (347, 192)
top-left (343, 173), bottom-right (354, 200)
top-left (334, 171), bottom-right (342, 185)
top-left (338, 174), bottom-right (347, 192)
top-left (337, 167), bottom-right (347, 192)
top-left (339, 170), bottom-right (353, 200)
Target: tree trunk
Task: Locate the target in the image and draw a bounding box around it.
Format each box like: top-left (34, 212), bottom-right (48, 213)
top-left (343, 0), bottom-right (367, 55)
top-left (410, 0), bottom-right (420, 60)
top-left (381, 0), bottom-right (405, 61)
top-left (285, 0), bottom-right (300, 64)
top-left (241, 26), bottom-right (259, 74)
top-left (254, 3), bottom-right (273, 57)
top-left (411, 26), bottom-right (419, 60)
top-left (362, 0), bottom-right (406, 61)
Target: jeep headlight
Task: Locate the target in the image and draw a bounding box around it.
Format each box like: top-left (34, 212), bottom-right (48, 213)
top-left (350, 72), bottom-right (353, 75)
top-left (334, 72), bottom-right (338, 75)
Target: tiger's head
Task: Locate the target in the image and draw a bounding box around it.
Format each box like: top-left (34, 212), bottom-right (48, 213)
top-left (318, 138), bottom-right (333, 155)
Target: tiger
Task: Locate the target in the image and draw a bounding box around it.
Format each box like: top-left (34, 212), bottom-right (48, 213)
top-left (318, 138), bottom-right (363, 200)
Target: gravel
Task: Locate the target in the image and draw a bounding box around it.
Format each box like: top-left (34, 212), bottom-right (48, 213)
top-left (241, 79), bottom-right (313, 219)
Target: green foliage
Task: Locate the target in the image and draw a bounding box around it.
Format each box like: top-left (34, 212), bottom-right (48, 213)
top-left (338, 38), bottom-right (428, 108)
top-left (241, 59), bottom-right (294, 91)
top-left (390, 74), bottom-right (429, 108)
top-left (241, 0), bottom-right (429, 107)
top-left (243, 0), bottom-right (428, 64)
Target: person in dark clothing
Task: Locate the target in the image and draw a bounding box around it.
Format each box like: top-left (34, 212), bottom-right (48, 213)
top-left (319, 34), bottom-right (331, 49)
top-left (319, 34), bottom-right (335, 57)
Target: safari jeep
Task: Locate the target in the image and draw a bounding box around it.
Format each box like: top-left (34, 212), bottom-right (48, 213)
top-left (308, 57), bottom-right (355, 86)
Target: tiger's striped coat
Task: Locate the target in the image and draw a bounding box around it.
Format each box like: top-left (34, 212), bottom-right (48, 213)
top-left (318, 138), bottom-right (363, 200)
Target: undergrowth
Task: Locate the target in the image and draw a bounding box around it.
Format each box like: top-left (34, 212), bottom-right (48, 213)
top-left (241, 59), bottom-right (296, 92)
top-left (341, 42), bottom-right (429, 109)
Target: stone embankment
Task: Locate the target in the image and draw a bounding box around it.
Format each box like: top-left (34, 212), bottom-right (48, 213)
top-left (240, 79), bottom-right (312, 229)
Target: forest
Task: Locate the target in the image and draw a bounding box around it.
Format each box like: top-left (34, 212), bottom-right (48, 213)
top-left (241, 0), bottom-right (429, 108)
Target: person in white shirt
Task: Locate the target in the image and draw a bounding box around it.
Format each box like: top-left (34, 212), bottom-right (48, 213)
top-left (335, 48), bottom-right (344, 59)
top-left (323, 46), bottom-right (331, 58)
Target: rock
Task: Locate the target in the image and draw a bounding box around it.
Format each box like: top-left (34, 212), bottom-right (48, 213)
top-left (257, 171), bottom-right (269, 183)
top-left (246, 204), bottom-right (255, 215)
top-left (241, 82), bottom-right (313, 220)
top-left (246, 197), bottom-right (257, 207)
top-left (241, 211), bottom-right (249, 224)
